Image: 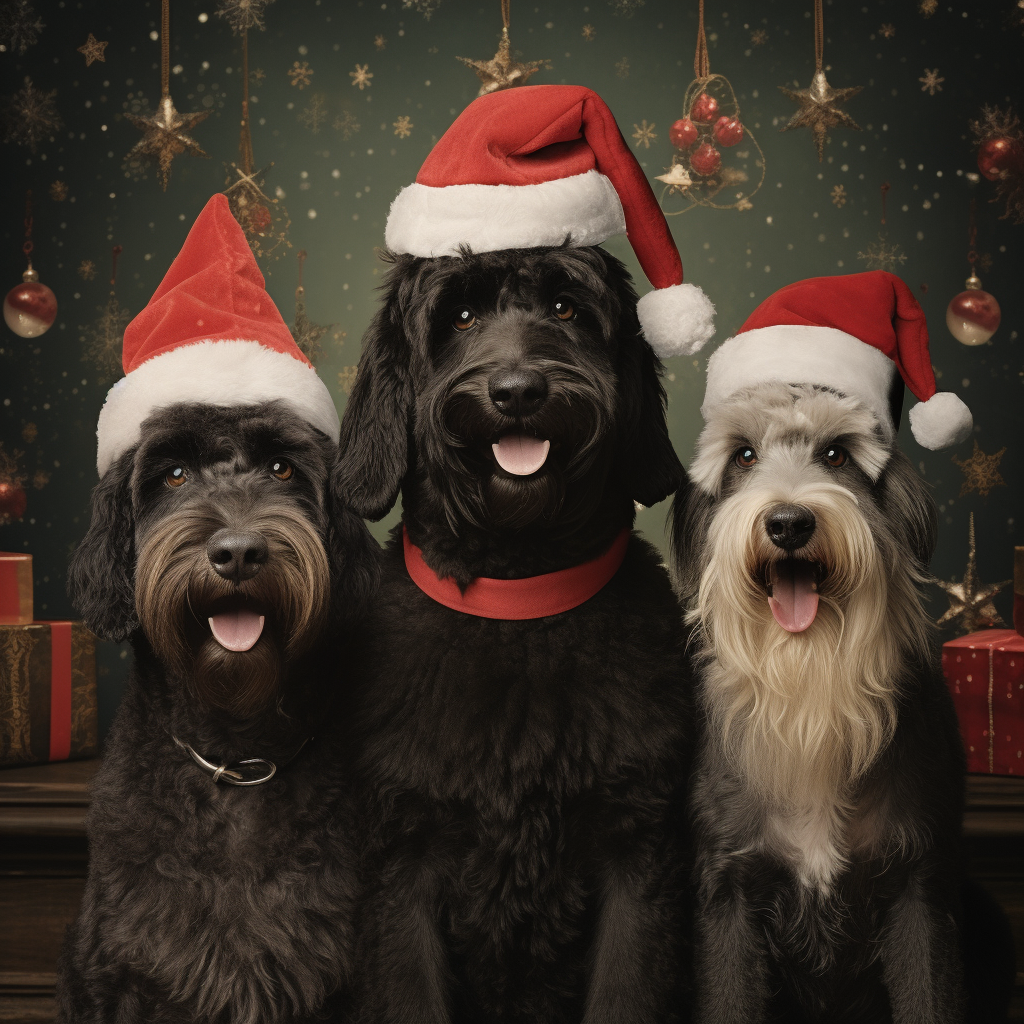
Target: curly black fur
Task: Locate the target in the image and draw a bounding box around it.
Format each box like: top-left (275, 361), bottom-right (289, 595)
top-left (337, 245), bottom-right (693, 1024)
top-left (57, 402), bottom-right (379, 1024)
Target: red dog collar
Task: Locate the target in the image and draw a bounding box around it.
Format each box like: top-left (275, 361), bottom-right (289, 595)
top-left (402, 527), bottom-right (630, 620)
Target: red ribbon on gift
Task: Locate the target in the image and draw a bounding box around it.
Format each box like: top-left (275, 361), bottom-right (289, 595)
top-left (39, 621), bottom-right (73, 762)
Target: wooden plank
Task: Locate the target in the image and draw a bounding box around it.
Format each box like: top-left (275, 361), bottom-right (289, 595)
top-left (0, 808), bottom-right (87, 837)
top-left (0, 761), bottom-right (98, 805)
top-left (0, 877), bottom-right (83, 978)
top-left (0, 995), bottom-right (56, 1023)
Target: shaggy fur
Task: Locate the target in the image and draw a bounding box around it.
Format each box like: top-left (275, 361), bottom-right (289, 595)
top-left (57, 401), bottom-right (379, 1024)
top-left (671, 382), bottom-right (966, 1024)
top-left (337, 244), bottom-right (693, 1024)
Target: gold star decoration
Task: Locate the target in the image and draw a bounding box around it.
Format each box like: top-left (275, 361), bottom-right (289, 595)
top-left (125, 94), bottom-right (209, 191)
top-left (919, 69), bottom-right (944, 95)
top-left (830, 183), bottom-right (847, 206)
top-left (919, 0), bottom-right (938, 16)
top-left (77, 33), bottom-right (108, 66)
top-left (77, 259), bottom-right (96, 280)
top-left (374, 34), bottom-right (387, 50)
top-left (632, 119), bottom-right (657, 149)
top-left (349, 63), bottom-right (373, 90)
top-left (393, 115), bottom-right (413, 138)
top-left (223, 162), bottom-right (291, 261)
top-left (457, 27), bottom-right (550, 96)
top-left (582, 24), bottom-right (596, 41)
top-left (750, 29), bottom-right (768, 45)
top-left (936, 514), bottom-right (1011, 633)
top-left (879, 23), bottom-right (895, 39)
top-left (953, 440), bottom-right (1007, 498)
top-left (49, 179), bottom-right (68, 200)
top-left (780, 70), bottom-right (862, 162)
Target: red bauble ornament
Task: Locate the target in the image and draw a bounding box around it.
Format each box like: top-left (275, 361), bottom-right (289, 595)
top-left (713, 116), bottom-right (744, 147)
top-left (689, 142), bottom-right (722, 177)
top-left (251, 204), bottom-right (272, 232)
top-left (669, 117), bottom-right (699, 151)
top-left (946, 275), bottom-right (1001, 346)
top-left (4, 268), bottom-right (57, 338)
top-left (690, 92), bottom-right (719, 123)
top-left (0, 480), bottom-right (27, 522)
top-left (976, 137), bottom-right (1024, 182)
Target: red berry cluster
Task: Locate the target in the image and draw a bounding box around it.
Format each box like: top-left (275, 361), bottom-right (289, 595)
top-left (669, 92), bottom-right (744, 178)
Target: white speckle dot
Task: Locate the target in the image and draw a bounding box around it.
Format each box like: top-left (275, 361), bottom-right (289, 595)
top-left (962, 378), bottom-right (970, 387)
top-left (300, 170), bottom-right (309, 179)
top-left (108, 192), bottom-right (115, 198)
top-left (366, 149), bottom-right (373, 155)
top-left (198, 11), bottom-right (208, 21)
top-left (298, 45), bottom-right (308, 55)
top-left (307, 209), bottom-right (317, 219)
top-left (765, 216), bottom-right (772, 224)
top-left (332, 169), bottom-right (340, 178)
top-left (149, 30), bottom-right (159, 41)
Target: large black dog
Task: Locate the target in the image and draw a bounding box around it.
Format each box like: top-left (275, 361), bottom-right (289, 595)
top-left (58, 401), bottom-right (378, 1024)
top-left (337, 244), bottom-right (693, 1024)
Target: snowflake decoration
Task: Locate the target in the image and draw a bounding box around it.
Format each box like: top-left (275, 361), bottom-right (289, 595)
top-left (857, 234), bottom-right (907, 272)
top-left (288, 61), bottom-right (313, 88)
top-left (80, 294), bottom-right (132, 382)
top-left (21, 423), bottom-right (37, 444)
top-left (879, 23), bottom-right (895, 39)
top-left (615, 57), bottom-right (630, 79)
top-left (49, 180), bottom-right (68, 201)
top-left (0, 0), bottom-right (44, 55)
top-left (334, 111), bottom-right (361, 139)
top-left (299, 93), bottom-right (329, 134)
top-left (350, 64), bottom-right (373, 90)
top-left (393, 115), bottom-right (413, 138)
top-left (402, 0), bottom-right (442, 19)
top-left (215, 0), bottom-right (275, 35)
top-left (32, 469), bottom-right (49, 490)
top-left (77, 33), bottom-right (108, 65)
top-left (338, 366), bottom-right (359, 395)
top-left (919, 0), bottom-right (938, 16)
top-left (735, 197), bottom-right (753, 211)
top-left (250, 67), bottom-right (266, 84)
top-left (77, 260), bottom-right (96, 280)
top-left (375, 34), bottom-right (387, 50)
top-left (632, 120), bottom-right (657, 149)
top-left (582, 24), bottom-right (596, 41)
top-left (2, 77), bottom-right (62, 152)
top-left (291, 295), bottom-right (332, 366)
top-left (609, 0), bottom-right (644, 16)
top-left (952, 440), bottom-right (1007, 498)
top-left (919, 69), bottom-right (944, 95)
top-left (830, 184), bottom-right (847, 207)
top-left (750, 29), bottom-right (768, 45)
top-left (224, 162), bottom-right (292, 262)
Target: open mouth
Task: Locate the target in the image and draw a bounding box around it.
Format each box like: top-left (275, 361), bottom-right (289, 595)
top-left (205, 596), bottom-right (266, 653)
top-left (763, 558), bottom-right (824, 633)
top-left (491, 433), bottom-right (551, 476)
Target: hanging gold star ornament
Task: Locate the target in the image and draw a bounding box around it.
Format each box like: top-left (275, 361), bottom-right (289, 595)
top-left (457, 0), bottom-right (550, 97)
top-left (125, 0), bottom-right (208, 190)
top-left (779, 0), bottom-right (862, 162)
top-left (937, 514), bottom-right (1012, 633)
top-left (290, 251), bottom-right (332, 366)
top-left (953, 440), bottom-right (1007, 498)
top-left (857, 182), bottom-right (907, 272)
top-left (77, 33), bottom-right (107, 65)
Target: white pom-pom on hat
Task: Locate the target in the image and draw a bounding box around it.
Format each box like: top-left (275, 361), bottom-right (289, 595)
top-left (637, 282), bottom-right (716, 358)
top-left (908, 391), bottom-right (973, 450)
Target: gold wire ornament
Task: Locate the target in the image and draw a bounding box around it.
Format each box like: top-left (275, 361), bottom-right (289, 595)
top-left (80, 245), bottom-right (131, 383)
top-left (290, 250), bottom-right (333, 366)
top-left (657, 0), bottom-right (764, 215)
top-left (936, 513), bottom-right (1011, 633)
top-left (856, 182), bottom-right (907, 272)
top-left (124, 0), bottom-right (209, 190)
top-left (457, 0), bottom-right (551, 97)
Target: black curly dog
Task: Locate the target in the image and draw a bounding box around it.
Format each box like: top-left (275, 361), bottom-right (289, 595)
top-left (57, 401), bottom-right (378, 1024)
top-left (337, 244), bottom-right (694, 1024)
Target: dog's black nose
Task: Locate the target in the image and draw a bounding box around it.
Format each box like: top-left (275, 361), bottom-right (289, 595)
top-left (764, 505), bottom-right (816, 551)
top-left (488, 369), bottom-right (548, 419)
top-left (207, 530), bottom-right (268, 582)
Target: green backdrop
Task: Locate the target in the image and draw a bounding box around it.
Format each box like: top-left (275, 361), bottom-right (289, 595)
top-left (2, 0), bottom-right (1021, 737)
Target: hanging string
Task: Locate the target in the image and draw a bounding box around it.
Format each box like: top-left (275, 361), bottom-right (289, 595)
top-left (160, 0), bottom-right (171, 99)
top-left (880, 181), bottom-right (890, 225)
top-left (297, 249), bottom-right (307, 290)
top-left (239, 30), bottom-right (254, 173)
top-left (966, 199), bottom-right (979, 273)
top-left (22, 191), bottom-right (34, 262)
top-left (694, 0), bottom-right (710, 80)
top-left (109, 245), bottom-right (122, 291)
top-left (501, 0), bottom-right (510, 31)
top-left (813, 0), bottom-right (824, 74)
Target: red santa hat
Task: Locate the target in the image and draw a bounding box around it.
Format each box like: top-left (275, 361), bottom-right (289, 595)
top-left (701, 271), bottom-right (972, 450)
top-left (384, 84), bottom-right (714, 359)
top-left (95, 194), bottom-right (339, 476)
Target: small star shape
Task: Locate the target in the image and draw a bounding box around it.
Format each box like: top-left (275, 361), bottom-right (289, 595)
top-left (582, 24), bottom-right (596, 41)
top-left (250, 67), bottom-right (266, 84)
top-left (125, 94), bottom-right (209, 191)
top-left (349, 63), bottom-right (373, 90)
top-left (919, 0), bottom-right (938, 16)
top-left (288, 61), bottom-right (313, 88)
top-left (936, 514), bottom-right (1011, 633)
top-left (830, 183), bottom-right (847, 207)
top-left (780, 70), bottom-right (862, 161)
top-left (334, 111), bottom-right (361, 139)
top-left (632, 119), bottom-right (657, 149)
top-left (750, 29), bottom-right (768, 45)
top-left (655, 162), bottom-right (694, 193)
top-left (393, 115), bottom-right (413, 138)
top-left (77, 259), bottom-right (96, 280)
top-left (879, 23), bottom-right (895, 39)
top-left (919, 69), bottom-right (944, 95)
top-left (952, 440), bottom-right (1007, 498)
top-left (77, 33), bottom-right (108, 66)
top-left (457, 29), bottom-right (549, 96)
top-left (374, 34), bottom-right (387, 50)
top-left (49, 180), bottom-right (68, 200)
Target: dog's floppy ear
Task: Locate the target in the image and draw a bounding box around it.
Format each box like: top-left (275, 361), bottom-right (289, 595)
top-left (327, 457), bottom-right (382, 616)
top-left (616, 336), bottom-right (686, 507)
top-left (336, 292), bottom-right (414, 521)
top-left (669, 477), bottom-right (716, 605)
top-left (878, 449), bottom-right (938, 568)
top-left (67, 453), bottom-right (138, 641)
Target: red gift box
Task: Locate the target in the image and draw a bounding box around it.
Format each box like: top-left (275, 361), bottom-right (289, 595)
top-left (942, 630), bottom-right (1024, 776)
top-left (0, 552), bottom-right (33, 624)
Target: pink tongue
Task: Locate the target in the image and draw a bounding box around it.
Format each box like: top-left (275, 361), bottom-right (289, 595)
top-left (768, 560), bottom-right (819, 633)
top-left (208, 609), bottom-right (265, 652)
top-left (491, 434), bottom-right (551, 476)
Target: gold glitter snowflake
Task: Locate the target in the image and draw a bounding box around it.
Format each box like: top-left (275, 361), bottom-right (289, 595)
top-left (857, 234), bottom-right (907, 272)
top-left (299, 93), bottom-right (328, 133)
top-left (288, 61), bottom-right (313, 88)
top-left (402, 0), bottom-right (441, 18)
top-left (919, 0), bottom-right (938, 16)
top-left (77, 259), bottom-right (96, 280)
top-left (375, 34), bottom-right (387, 50)
top-left (32, 469), bottom-right (49, 490)
top-left (632, 120), bottom-right (657, 149)
top-left (393, 115), bottom-right (413, 138)
top-left (936, 514), bottom-right (1011, 632)
top-left (250, 67), bottom-right (266, 84)
top-left (879, 23), bottom-right (895, 39)
top-left (582, 24), bottom-right (596, 41)
top-left (919, 69), bottom-right (944, 95)
top-left (334, 111), bottom-right (360, 139)
top-left (0, 0), bottom-right (44, 55)
top-left (21, 423), bottom-right (37, 444)
top-left (80, 294), bottom-right (132, 382)
top-left (349, 63), bottom-right (373, 90)
top-left (830, 184), bottom-right (847, 207)
top-left (609, 0), bottom-right (644, 16)
top-left (338, 366), bottom-right (359, 395)
top-left (49, 180), bottom-right (68, 200)
top-left (615, 57), bottom-right (630, 79)
top-left (750, 29), bottom-right (768, 45)
top-left (216, 0), bottom-right (275, 35)
top-left (2, 77), bottom-right (63, 152)
top-left (953, 440), bottom-right (1007, 498)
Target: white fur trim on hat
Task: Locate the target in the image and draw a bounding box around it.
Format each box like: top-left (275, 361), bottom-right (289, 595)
top-left (702, 325), bottom-right (897, 434)
top-left (907, 391), bottom-right (973, 450)
top-left (96, 340), bottom-right (340, 476)
top-left (637, 283), bottom-right (716, 359)
top-left (384, 169), bottom-right (627, 257)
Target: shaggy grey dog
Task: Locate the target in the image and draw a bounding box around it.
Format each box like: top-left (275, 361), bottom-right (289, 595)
top-left (56, 401), bottom-right (378, 1024)
top-left (672, 382), bottom-right (966, 1024)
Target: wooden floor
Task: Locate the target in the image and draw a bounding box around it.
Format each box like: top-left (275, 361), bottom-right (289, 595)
top-left (0, 760), bottom-right (1021, 1022)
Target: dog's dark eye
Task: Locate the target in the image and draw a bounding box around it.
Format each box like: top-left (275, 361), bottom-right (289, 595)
top-left (271, 459), bottom-right (294, 480)
top-left (735, 447), bottom-right (757, 469)
top-left (453, 307), bottom-right (476, 331)
top-left (165, 466), bottom-right (187, 487)
top-left (553, 297), bottom-right (575, 321)
top-left (824, 445), bottom-right (848, 468)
